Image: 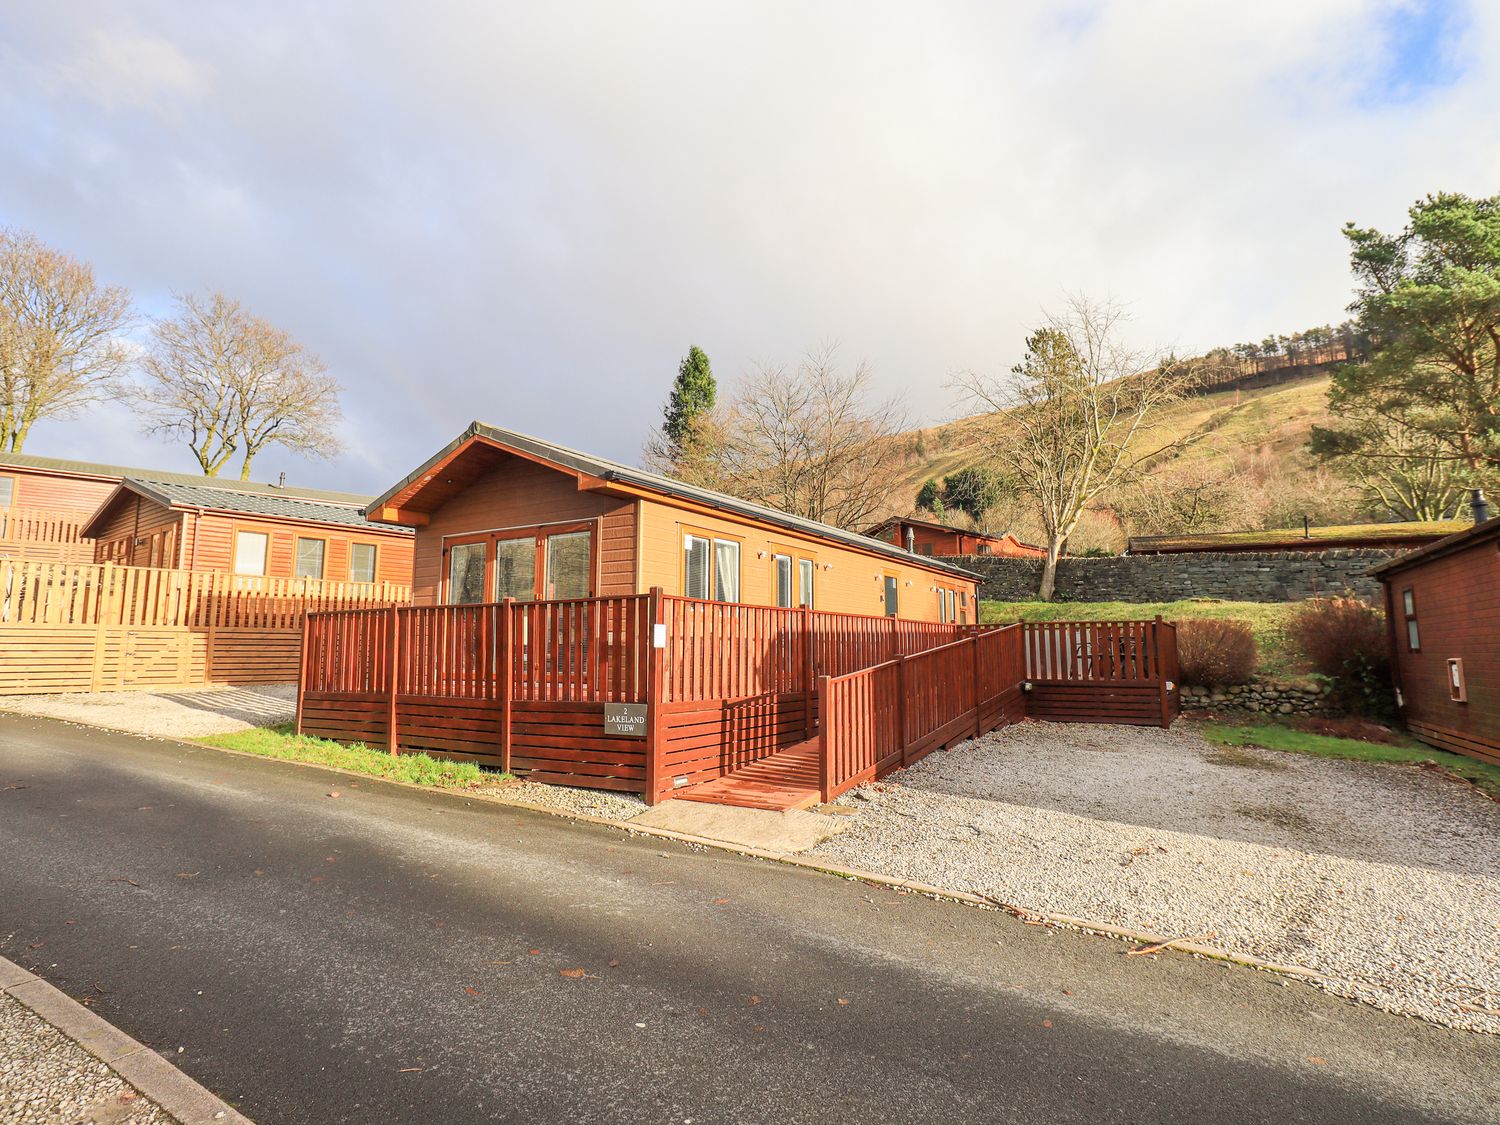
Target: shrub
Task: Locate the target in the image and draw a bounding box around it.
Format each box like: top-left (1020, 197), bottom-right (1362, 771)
top-left (1175, 618), bottom-right (1257, 687)
top-left (1287, 597), bottom-right (1392, 718)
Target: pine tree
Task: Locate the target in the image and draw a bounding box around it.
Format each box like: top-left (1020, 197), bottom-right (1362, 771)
top-left (662, 346), bottom-right (716, 462)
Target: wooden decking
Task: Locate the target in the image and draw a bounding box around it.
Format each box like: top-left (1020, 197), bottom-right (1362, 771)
top-left (673, 738), bottom-right (824, 811)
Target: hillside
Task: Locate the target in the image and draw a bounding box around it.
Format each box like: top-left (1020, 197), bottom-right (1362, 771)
top-left (892, 369), bottom-right (1347, 548)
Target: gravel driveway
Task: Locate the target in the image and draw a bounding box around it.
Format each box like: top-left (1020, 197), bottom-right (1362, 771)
top-left (812, 720), bottom-right (1500, 1034)
top-left (0, 684), bottom-right (296, 740)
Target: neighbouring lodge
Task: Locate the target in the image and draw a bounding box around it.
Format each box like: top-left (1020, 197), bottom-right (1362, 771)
top-left (366, 422), bottom-right (982, 621)
top-left (1371, 493), bottom-right (1500, 766)
top-left (82, 477), bottom-right (413, 583)
top-left (865, 515), bottom-right (1045, 559)
top-left (1, 450), bottom-right (414, 585)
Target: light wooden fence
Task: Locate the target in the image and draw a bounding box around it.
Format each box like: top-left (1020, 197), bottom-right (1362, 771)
top-left (0, 559), bottom-right (410, 696)
top-left (0, 506), bottom-right (95, 564)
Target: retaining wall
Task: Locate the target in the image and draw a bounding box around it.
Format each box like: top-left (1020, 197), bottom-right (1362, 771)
top-left (963, 549), bottom-right (1398, 604)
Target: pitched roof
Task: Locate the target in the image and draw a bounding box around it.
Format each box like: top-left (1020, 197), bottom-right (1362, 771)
top-left (1367, 514), bottom-right (1500, 578)
top-left (0, 449), bottom-right (372, 506)
top-left (369, 421), bottom-right (981, 580)
top-left (865, 515), bottom-right (1038, 546)
top-left (81, 477), bottom-right (412, 539)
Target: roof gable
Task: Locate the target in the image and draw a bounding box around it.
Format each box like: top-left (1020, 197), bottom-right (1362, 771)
top-left (370, 422), bottom-right (982, 580)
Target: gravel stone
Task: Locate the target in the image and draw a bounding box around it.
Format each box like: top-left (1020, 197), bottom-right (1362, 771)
top-left (812, 720), bottom-right (1500, 1034)
top-left (500, 780), bottom-right (647, 821)
top-left (0, 684), bottom-right (296, 740)
top-left (0, 993), bottom-right (175, 1124)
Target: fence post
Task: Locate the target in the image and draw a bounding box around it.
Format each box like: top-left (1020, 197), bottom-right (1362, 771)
top-left (644, 586), bottom-right (665, 805)
top-left (1155, 616), bottom-right (1172, 729)
top-left (499, 598), bottom-right (515, 775)
top-left (970, 635), bottom-right (982, 737)
top-left (897, 654), bottom-right (910, 767)
top-left (294, 612), bottom-right (311, 736)
top-left (817, 674), bottom-right (833, 802)
top-left (801, 603), bottom-right (815, 740)
top-left (387, 608), bottom-right (401, 755)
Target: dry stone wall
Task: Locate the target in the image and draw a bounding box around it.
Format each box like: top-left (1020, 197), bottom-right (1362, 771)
top-left (962, 549), bottom-right (1397, 604)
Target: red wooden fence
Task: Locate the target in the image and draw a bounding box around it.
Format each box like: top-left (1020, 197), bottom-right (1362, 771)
top-left (298, 594), bottom-right (1179, 803)
top-left (818, 626), bottom-right (1029, 801)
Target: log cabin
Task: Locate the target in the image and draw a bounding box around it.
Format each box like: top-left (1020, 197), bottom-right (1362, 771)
top-left (367, 422), bottom-right (982, 622)
top-left (865, 516), bottom-right (1045, 558)
top-left (1371, 493), bottom-right (1500, 766)
top-left (81, 477), bottom-right (414, 585)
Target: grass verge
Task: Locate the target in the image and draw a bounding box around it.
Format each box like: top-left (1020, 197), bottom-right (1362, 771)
top-left (198, 723), bottom-right (505, 790)
top-left (1197, 718), bottom-right (1500, 800)
top-left (981, 598), bottom-right (1303, 678)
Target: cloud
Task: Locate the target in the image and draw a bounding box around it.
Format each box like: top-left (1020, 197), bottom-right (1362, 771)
top-left (0, 0), bottom-right (1496, 494)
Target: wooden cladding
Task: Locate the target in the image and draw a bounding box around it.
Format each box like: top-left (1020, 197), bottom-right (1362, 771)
top-left (0, 559), bottom-right (410, 629)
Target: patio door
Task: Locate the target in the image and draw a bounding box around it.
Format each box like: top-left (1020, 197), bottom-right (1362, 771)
top-left (443, 522), bottom-right (597, 604)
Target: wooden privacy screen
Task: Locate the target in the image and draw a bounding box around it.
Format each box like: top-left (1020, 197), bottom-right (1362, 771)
top-left (0, 507), bottom-right (94, 564)
top-left (298, 594), bottom-right (1180, 804)
top-left (0, 558), bottom-right (411, 696)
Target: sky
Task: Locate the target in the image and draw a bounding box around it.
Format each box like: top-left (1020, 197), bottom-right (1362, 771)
top-left (0, 0), bottom-right (1494, 495)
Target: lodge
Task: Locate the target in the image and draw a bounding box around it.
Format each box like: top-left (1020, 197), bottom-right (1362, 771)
top-left (365, 422), bottom-right (983, 621)
top-left (1371, 492), bottom-right (1500, 766)
top-left (865, 515), bottom-right (1045, 558)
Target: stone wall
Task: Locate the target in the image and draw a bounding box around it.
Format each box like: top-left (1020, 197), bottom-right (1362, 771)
top-left (1178, 678), bottom-right (1336, 716)
top-left (962, 549), bottom-right (1397, 604)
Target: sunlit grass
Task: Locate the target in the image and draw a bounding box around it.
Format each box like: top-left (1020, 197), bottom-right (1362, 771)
top-left (199, 723), bottom-right (501, 789)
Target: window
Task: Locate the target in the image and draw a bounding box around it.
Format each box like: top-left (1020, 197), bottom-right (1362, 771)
top-left (1448, 658), bottom-right (1467, 703)
top-left (493, 536), bottom-right (536, 601)
top-left (921, 543), bottom-right (934, 556)
top-left (798, 558), bottom-right (815, 609)
top-left (545, 530), bottom-right (592, 600)
top-left (683, 533), bottom-right (739, 601)
top-left (234, 531), bottom-right (268, 576)
top-left (448, 541), bottom-right (487, 604)
top-left (1402, 587), bottom-right (1420, 651)
top-left (295, 537), bottom-right (326, 580)
top-left (713, 539), bottom-right (740, 602)
top-left (773, 554), bottom-right (793, 608)
top-left (883, 574), bottom-right (899, 617)
top-left (349, 543), bottom-right (377, 584)
top-left (0, 475), bottom-right (13, 507)
top-left (977, 544), bottom-right (991, 556)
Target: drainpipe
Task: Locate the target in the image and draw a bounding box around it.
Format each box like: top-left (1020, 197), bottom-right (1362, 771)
top-left (1472, 488), bottom-right (1490, 525)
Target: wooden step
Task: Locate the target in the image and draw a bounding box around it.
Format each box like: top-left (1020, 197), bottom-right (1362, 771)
top-left (674, 738), bottom-right (823, 811)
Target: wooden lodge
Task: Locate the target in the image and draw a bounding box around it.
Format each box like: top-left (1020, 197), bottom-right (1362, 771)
top-left (1371, 498), bottom-right (1500, 766)
top-left (866, 516), bottom-right (1045, 559)
top-left (296, 423), bottom-right (1181, 810)
top-left (367, 422), bottom-right (983, 622)
top-left (82, 477), bottom-right (414, 585)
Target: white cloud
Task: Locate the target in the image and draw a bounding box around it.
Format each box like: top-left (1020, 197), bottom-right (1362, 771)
top-left (0, 0), bottom-right (1495, 491)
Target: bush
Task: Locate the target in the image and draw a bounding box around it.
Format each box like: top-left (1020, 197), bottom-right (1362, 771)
top-left (1287, 597), bottom-right (1392, 718)
top-left (1176, 618), bottom-right (1257, 687)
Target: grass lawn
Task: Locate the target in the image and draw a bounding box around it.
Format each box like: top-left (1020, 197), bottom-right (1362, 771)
top-left (199, 724), bottom-right (505, 790)
top-left (1197, 718), bottom-right (1500, 800)
top-left (981, 598), bottom-right (1305, 679)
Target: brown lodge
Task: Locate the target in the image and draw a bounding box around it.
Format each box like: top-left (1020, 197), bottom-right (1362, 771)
top-left (367, 422), bottom-right (982, 622)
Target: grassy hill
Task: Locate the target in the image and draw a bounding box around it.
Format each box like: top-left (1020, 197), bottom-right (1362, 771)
top-left (891, 370), bottom-right (1347, 546)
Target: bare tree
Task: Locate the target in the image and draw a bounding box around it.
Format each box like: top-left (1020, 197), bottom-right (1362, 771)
top-left (135, 292), bottom-right (343, 479)
top-left (687, 345), bottom-right (911, 530)
top-left (0, 229), bottom-right (133, 451)
top-left (954, 295), bottom-right (1193, 599)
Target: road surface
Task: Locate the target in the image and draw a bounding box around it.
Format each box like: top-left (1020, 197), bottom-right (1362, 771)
top-left (1, 714), bottom-right (1493, 1123)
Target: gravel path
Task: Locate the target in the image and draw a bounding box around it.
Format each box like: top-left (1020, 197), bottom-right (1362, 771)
top-left (812, 720), bottom-right (1500, 1034)
top-left (0, 993), bottom-right (174, 1124)
top-left (0, 685), bottom-right (296, 740)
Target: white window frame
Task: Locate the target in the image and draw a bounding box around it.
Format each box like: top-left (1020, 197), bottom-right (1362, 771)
top-left (233, 530), bottom-right (269, 577)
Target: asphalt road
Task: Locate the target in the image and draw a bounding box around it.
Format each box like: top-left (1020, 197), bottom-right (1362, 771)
top-left (1, 715), bottom-right (1494, 1124)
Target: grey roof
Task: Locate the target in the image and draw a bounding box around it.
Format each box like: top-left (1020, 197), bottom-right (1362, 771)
top-left (0, 449), bottom-right (373, 506)
top-left (119, 478), bottom-right (411, 534)
top-left (370, 421), bottom-right (980, 580)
